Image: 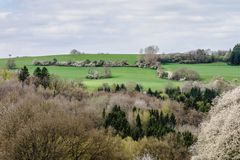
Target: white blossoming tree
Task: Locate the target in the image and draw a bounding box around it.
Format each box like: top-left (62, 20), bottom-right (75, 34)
top-left (192, 87), bottom-right (240, 160)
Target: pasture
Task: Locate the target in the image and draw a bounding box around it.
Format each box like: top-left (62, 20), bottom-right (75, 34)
top-left (0, 54), bottom-right (239, 90)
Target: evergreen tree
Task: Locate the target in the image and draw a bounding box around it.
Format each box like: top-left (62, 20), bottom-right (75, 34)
top-left (132, 114), bottom-right (144, 140)
top-left (41, 67), bottom-right (50, 78)
top-left (147, 88), bottom-right (153, 96)
top-left (204, 88), bottom-right (218, 103)
top-left (33, 67), bottom-right (42, 78)
top-left (165, 87), bottom-right (181, 100)
top-left (136, 114), bottom-right (142, 128)
top-left (18, 66), bottom-right (30, 87)
top-left (170, 113), bottom-right (176, 127)
top-left (135, 84), bottom-right (141, 92)
top-left (229, 44), bottom-right (240, 65)
top-left (154, 90), bottom-right (159, 98)
top-left (41, 67), bottom-right (50, 89)
top-left (146, 110), bottom-right (175, 138)
top-left (115, 84), bottom-right (120, 92)
top-left (104, 105), bottom-right (130, 137)
top-left (182, 131), bottom-right (195, 147)
top-left (33, 67), bottom-right (50, 89)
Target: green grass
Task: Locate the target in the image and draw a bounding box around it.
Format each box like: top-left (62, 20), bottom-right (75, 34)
top-left (0, 54), bottom-right (239, 91)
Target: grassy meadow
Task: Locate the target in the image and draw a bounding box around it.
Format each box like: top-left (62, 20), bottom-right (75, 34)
top-left (0, 54), bottom-right (239, 90)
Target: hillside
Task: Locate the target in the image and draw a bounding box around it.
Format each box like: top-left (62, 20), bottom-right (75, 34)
top-left (0, 54), bottom-right (240, 90)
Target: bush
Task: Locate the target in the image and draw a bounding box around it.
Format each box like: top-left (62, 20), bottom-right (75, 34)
top-left (6, 58), bottom-right (16, 69)
top-left (86, 67), bottom-right (112, 79)
top-left (171, 68), bottom-right (200, 81)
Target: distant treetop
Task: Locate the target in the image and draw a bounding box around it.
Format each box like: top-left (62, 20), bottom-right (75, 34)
top-left (70, 49), bottom-right (84, 54)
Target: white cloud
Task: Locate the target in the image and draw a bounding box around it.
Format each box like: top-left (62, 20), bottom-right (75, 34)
top-left (0, 12), bottom-right (10, 20)
top-left (0, 0), bottom-right (240, 57)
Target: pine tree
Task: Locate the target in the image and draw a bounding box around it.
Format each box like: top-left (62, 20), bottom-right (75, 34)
top-left (41, 67), bottom-right (50, 79)
top-left (33, 67), bottom-right (42, 78)
top-left (115, 84), bottom-right (120, 92)
top-left (136, 114), bottom-right (142, 128)
top-left (132, 114), bottom-right (144, 140)
top-left (104, 105), bottom-right (130, 137)
top-left (135, 84), bottom-right (141, 92)
top-left (18, 66), bottom-right (30, 87)
top-left (170, 113), bottom-right (176, 127)
top-left (33, 67), bottom-right (50, 89)
top-left (147, 88), bottom-right (153, 96)
top-left (41, 67), bottom-right (50, 89)
top-left (229, 44), bottom-right (240, 65)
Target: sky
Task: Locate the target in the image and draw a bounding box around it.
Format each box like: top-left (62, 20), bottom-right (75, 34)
top-left (0, 0), bottom-right (240, 57)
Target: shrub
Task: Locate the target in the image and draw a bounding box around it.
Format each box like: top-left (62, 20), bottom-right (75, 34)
top-left (1, 69), bottom-right (10, 80)
top-left (86, 67), bottom-right (112, 79)
top-left (171, 68), bottom-right (200, 81)
top-left (6, 58), bottom-right (16, 69)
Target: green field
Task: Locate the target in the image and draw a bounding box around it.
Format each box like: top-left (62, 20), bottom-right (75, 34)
top-left (0, 54), bottom-right (239, 90)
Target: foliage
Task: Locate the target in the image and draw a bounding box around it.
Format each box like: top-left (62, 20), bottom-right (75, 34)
top-left (33, 67), bottom-right (50, 89)
top-left (70, 49), bottom-right (83, 54)
top-left (1, 69), bottom-right (10, 80)
top-left (192, 87), bottom-right (240, 160)
top-left (104, 105), bottom-right (131, 137)
top-left (229, 44), bottom-right (240, 65)
top-left (138, 134), bottom-right (190, 160)
top-left (86, 67), bottom-right (112, 79)
top-left (171, 68), bottom-right (200, 81)
top-left (6, 58), bottom-right (16, 69)
top-left (0, 53), bottom-right (239, 90)
top-left (165, 86), bottom-right (218, 112)
top-left (18, 66), bottom-right (30, 86)
top-left (146, 110), bottom-right (176, 138)
top-left (98, 83), bottom-right (111, 92)
top-left (159, 49), bottom-right (228, 64)
top-left (131, 114), bottom-right (144, 140)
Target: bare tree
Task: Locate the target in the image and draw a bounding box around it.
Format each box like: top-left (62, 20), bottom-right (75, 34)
top-left (143, 45), bottom-right (159, 65)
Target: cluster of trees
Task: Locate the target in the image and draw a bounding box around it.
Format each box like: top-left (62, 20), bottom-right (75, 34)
top-left (7, 71), bottom-right (234, 159)
top-left (86, 67), bottom-right (112, 79)
top-left (159, 49), bottom-right (229, 64)
top-left (104, 105), bottom-right (176, 140)
top-left (33, 67), bottom-right (50, 89)
top-left (18, 66), bottom-right (51, 89)
top-left (146, 110), bottom-right (176, 138)
top-left (0, 75), bottom-right (196, 159)
top-left (146, 88), bottom-right (165, 99)
top-left (104, 106), bottom-right (196, 149)
top-left (98, 83), bottom-right (142, 93)
top-left (166, 86), bottom-right (218, 112)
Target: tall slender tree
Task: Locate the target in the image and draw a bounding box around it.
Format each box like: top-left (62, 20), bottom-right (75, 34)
top-left (18, 66), bottom-right (29, 87)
